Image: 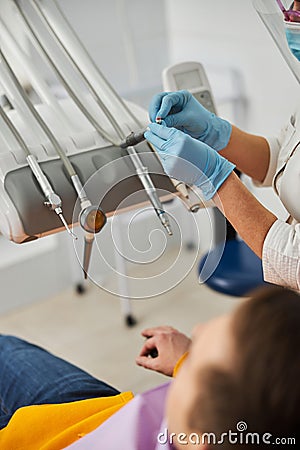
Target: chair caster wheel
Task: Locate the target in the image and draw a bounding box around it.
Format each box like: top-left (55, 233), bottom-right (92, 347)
top-left (125, 314), bottom-right (137, 327)
top-left (76, 283), bottom-right (86, 295)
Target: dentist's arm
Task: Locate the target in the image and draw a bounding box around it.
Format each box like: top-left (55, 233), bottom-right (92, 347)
top-left (213, 172), bottom-right (276, 258)
top-left (219, 126), bottom-right (270, 184)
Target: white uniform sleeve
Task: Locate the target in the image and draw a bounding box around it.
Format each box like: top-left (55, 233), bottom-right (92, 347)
top-left (253, 112), bottom-right (297, 188)
top-left (262, 220), bottom-right (300, 290)
top-left (252, 136), bottom-right (281, 187)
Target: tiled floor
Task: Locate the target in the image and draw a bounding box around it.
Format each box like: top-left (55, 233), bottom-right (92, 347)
top-left (0, 249), bottom-right (240, 395)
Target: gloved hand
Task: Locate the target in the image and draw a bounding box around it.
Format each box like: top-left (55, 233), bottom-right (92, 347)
top-left (148, 90), bottom-right (232, 151)
top-left (144, 123), bottom-right (235, 200)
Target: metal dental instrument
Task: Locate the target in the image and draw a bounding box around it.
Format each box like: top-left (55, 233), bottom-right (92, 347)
top-left (0, 105), bottom-right (76, 239)
top-left (120, 127), bottom-right (191, 202)
top-left (122, 141), bottom-right (172, 235)
top-left (0, 47), bottom-right (106, 273)
top-left (82, 233), bottom-right (94, 280)
top-left (119, 117), bottom-right (192, 202)
top-left (119, 135), bottom-right (173, 235)
top-left (17, 0), bottom-right (173, 237)
top-left (79, 205), bottom-right (107, 279)
top-left (120, 129), bottom-right (189, 196)
top-left (126, 146), bottom-right (173, 236)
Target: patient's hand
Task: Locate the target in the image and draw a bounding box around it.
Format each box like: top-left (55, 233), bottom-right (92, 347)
top-left (136, 326), bottom-right (191, 377)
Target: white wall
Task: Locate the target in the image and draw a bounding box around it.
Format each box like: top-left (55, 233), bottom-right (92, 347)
top-left (165, 0), bottom-right (298, 136)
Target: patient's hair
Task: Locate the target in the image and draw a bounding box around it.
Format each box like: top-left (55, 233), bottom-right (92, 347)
top-left (188, 287), bottom-right (300, 449)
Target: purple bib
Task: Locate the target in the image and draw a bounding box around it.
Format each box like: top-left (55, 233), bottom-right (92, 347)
top-left (67, 382), bottom-right (174, 450)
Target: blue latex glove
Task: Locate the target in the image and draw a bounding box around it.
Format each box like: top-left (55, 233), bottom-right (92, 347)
top-left (144, 123), bottom-right (235, 200)
top-left (148, 90), bottom-right (232, 151)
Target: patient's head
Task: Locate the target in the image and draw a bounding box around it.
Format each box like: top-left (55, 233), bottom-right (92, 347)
top-left (166, 287), bottom-right (300, 449)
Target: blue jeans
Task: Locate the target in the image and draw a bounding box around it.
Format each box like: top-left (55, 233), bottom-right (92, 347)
top-left (0, 335), bottom-right (120, 429)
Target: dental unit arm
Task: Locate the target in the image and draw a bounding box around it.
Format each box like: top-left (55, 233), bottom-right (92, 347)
top-left (0, 0), bottom-right (190, 277)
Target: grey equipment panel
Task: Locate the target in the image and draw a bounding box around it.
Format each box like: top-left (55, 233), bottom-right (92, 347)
top-left (4, 142), bottom-right (175, 241)
top-left (193, 90), bottom-right (215, 114)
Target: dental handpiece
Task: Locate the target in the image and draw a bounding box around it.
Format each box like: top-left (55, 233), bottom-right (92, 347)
top-left (120, 125), bottom-right (191, 210)
top-left (120, 129), bottom-right (172, 234)
top-left (126, 146), bottom-right (172, 236)
top-left (0, 105), bottom-right (76, 239)
top-left (26, 155), bottom-right (76, 239)
top-left (116, 120), bottom-right (172, 235)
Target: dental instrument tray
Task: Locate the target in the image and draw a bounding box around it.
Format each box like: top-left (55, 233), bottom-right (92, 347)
top-left (1, 138), bottom-right (175, 243)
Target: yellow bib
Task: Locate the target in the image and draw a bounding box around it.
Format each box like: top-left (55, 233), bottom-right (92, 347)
top-left (0, 391), bottom-right (133, 450)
